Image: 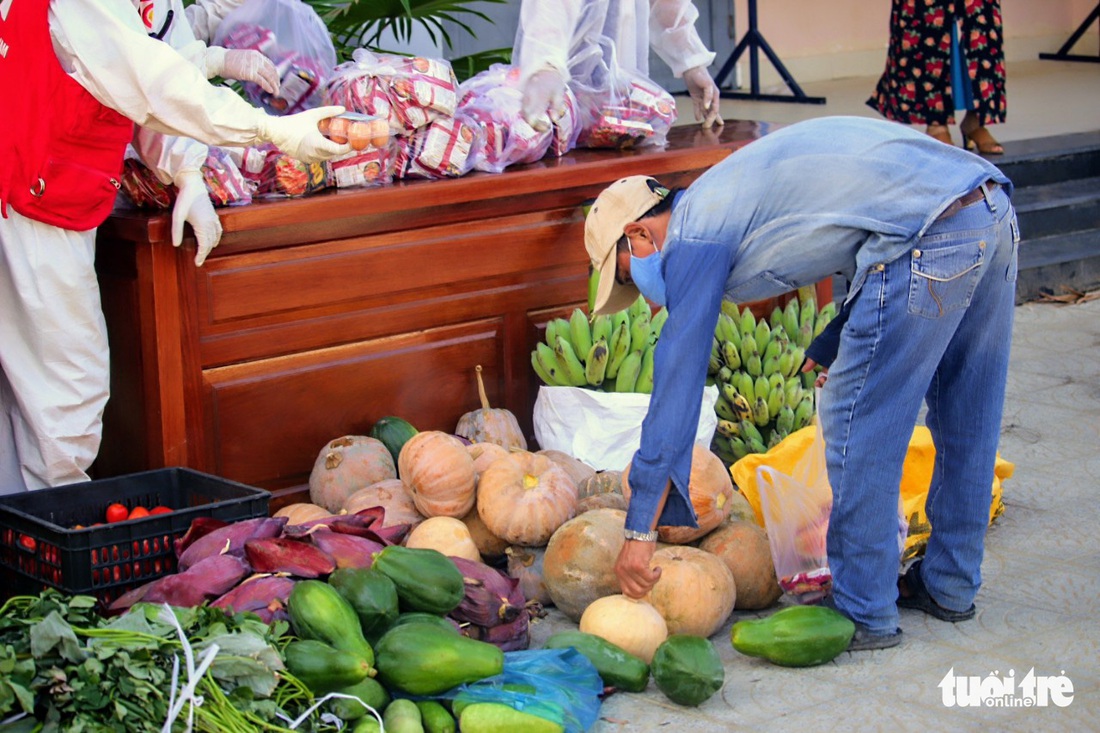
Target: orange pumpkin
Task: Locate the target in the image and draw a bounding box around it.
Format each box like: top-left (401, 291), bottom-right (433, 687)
top-left (308, 435), bottom-right (397, 513)
top-left (398, 431), bottom-right (477, 518)
top-left (467, 442), bottom-right (510, 479)
top-left (342, 479), bottom-right (424, 530)
top-left (576, 470), bottom-right (627, 513)
top-left (536, 449), bottom-right (596, 488)
top-left (621, 444), bottom-right (735, 544)
top-left (644, 545), bottom-right (736, 637)
top-left (477, 451), bottom-right (577, 546)
top-left (454, 365), bottom-right (527, 450)
top-left (542, 508), bottom-right (626, 621)
top-left (699, 520), bottom-right (782, 610)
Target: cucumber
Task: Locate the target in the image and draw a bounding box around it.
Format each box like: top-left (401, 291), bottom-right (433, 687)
top-left (383, 698), bottom-right (424, 733)
top-left (458, 702), bottom-right (564, 733)
top-left (415, 700), bottom-right (456, 733)
top-left (543, 630), bottom-right (650, 692)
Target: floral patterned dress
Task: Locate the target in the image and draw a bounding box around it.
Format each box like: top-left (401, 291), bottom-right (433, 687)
top-left (868, 0), bottom-right (1007, 126)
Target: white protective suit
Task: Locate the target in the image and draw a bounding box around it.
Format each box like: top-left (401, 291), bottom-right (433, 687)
top-left (0, 0), bottom-right (347, 493)
top-left (514, 0), bottom-right (721, 130)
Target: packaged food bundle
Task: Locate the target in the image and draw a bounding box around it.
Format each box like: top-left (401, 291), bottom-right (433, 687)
top-left (119, 157), bottom-right (175, 210)
top-left (202, 148), bottom-right (253, 207)
top-left (393, 113), bottom-right (480, 180)
top-left (213, 0), bottom-right (336, 116)
top-left (328, 145), bottom-right (394, 189)
top-left (456, 64), bottom-right (556, 173)
top-left (318, 112), bottom-right (390, 151)
top-left (271, 154), bottom-right (330, 197)
top-left (549, 86), bottom-right (581, 157)
top-left (236, 143), bottom-right (281, 190)
top-left (574, 68), bottom-right (676, 150)
top-left (324, 50), bottom-right (457, 136)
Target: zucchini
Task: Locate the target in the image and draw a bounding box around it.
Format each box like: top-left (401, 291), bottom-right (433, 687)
top-left (288, 579), bottom-right (375, 665)
top-left (543, 630), bottom-right (650, 692)
top-left (372, 546), bottom-right (465, 615)
top-left (374, 622), bottom-right (504, 696)
top-left (370, 416), bottom-right (419, 469)
top-left (651, 635), bottom-right (724, 706)
top-left (731, 605), bottom-right (855, 667)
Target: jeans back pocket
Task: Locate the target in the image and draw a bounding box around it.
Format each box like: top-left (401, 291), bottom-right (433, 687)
top-left (908, 239), bottom-right (986, 318)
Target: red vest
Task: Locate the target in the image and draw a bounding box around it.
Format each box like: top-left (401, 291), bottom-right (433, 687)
top-left (0, 0), bottom-right (134, 231)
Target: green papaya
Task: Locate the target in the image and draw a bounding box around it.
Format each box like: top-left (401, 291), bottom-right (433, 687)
top-left (450, 683), bottom-right (537, 718)
top-left (390, 612), bottom-right (459, 634)
top-left (328, 567), bottom-right (400, 642)
top-left (370, 416), bottom-right (419, 469)
top-left (458, 702), bottom-right (564, 733)
top-left (288, 579), bottom-right (375, 665)
top-left (374, 622), bottom-right (504, 696)
top-left (371, 545), bottom-right (465, 615)
top-left (542, 630), bottom-right (649, 693)
top-left (283, 640), bottom-right (372, 695)
top-left (730, 605), bottom-right (855, 667)
top-left (651, 635), bottom-right (724, 706)
top-left (383, 699), bottom-right (424, 733)
top-left (327, 677), bottom-right (390, 722)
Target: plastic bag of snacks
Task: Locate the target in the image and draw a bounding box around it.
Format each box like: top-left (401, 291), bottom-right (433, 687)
top-left (568, 38), bottom-right (676, 149)
top-left (325, 50), bottom-right (458, 137)
top-left (328, 145), bottom-right (394, 189)
top-left (393, 112), bottom-right (480, 180)
top-left (456, 64), bottom-right (555, 174)
top-left (119, 149), bottom-right (175, 209)
top-left (202, 147), bottom-right (253, 206)
top-left (213, 0), bottom-right (336, 116)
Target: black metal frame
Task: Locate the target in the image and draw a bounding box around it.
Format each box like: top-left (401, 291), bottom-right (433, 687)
top-left (712, 0), bottom-right (826, 104)
top-left (1039, 2), bottom-right (1100, 63)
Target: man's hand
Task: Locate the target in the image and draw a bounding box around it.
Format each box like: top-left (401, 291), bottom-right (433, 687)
top-left (683, 66), bottom-right (723, 129)
top-left (801, 356), bottom-right (829, 387)
top-left (615, 539), bottom-right (661, 599)
top-left (171, 170), bottom-right (222, 266)
top-left (520, 69), bottom-right (566, 133)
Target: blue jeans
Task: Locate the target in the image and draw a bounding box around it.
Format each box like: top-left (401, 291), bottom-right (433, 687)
top-left (819, 183), bottom-right (1018, 633)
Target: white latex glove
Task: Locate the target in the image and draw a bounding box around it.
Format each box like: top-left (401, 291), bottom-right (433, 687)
top-left (220, 49), bottom-right (280, 96)
top-left (683, 66), bottom-right (723, 129)
top-left (521, 69), bottom-right (567, 133)
top-left (171, 170), bottom-right (222, 267)
top-left (258, 105), bottom-right (351, 163)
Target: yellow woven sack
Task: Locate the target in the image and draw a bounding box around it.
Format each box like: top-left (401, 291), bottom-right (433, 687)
top-left (731, 425), bottom-right (1011, 562)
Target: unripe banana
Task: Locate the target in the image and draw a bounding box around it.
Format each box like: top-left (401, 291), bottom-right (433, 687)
top-left (721, 381), bottom-right (741, 408)
top-left (766, 382), bottom-right (784, 422)
top-left (752, 396), bottom-right (770, 427)
top-left (800, 297), bottom-right (817, 332)
top-left (785, 346), bottom-right (806, 379)
top-left (611, 310), bottom-right (630, 341)
top-left (720, 299), bottom-right (741, 321)
top-left (721, 340), bottom-right (742, 370)
top-left (797, 322), bottom-right (814, 350)
top-left (794, 394), bottom-right (815, 430)
top-left (754, 320), bottom-right (772, 354)
top-left (782, 299), bottom-right (801, 342)
top-left (715, 395), bottom-right (738, 422)
top-left (585, 339), bottom-right (609, 387)
top-left (649, 307), bottom-right (668, 346)
top-left (554, 335), bottom-right (588, 386)
top-left (532, 349), bottom-right (563, 386)
top-left (766, 430), bottom-right (784, 450)
top-left (762, 336), bottom-right (783, 365)
top-left (629, 313), bottom-right (651, 354)
top-left (739, 308), bottom-right (757, 339)
top-left (711, 439), bottom-right (739, 466)
top-left (740, 420), bottom-right (765, 447)
top-left (715, 312), bottom-right (739, 346)
top-left (762, 355), bottom-right (781, 378)
top-left (614, 350), bottom-right (644, 393)
top-left (635, 344), bottom-right (655, 394)
top-left (591, 314), bottom-right (613, 346)
top-left (754, 376), bottom-right (771, 408)
top-left (708, 351), bottom-right (722, 376)
top-left (717, 366), bottom-right (734, 385)
top-left (569, 308), bottom-right (593, 358)
top-left (740, 334), bottom-right (758, 370)
top-left (769, 305), bottom-right (784, 330)
top-left (748, 437), bottom-right (768, 454)
top-left (736, 372), bottom-right (756, 404)
top-left (628, 294), bottom-right (651, 323)
top-left (776, 405), bottom-right (795, 435)
top-left (744, 354), bottom-right (762, 378)
top-left (727, 436), bottom-right (751, 460)
top-left (777, 349), bottom-right (794, 380)
top-left (606, 320), bottom-right (631, 379)
top-left (802, 370), bottom-right (818, 391)
top-left (535, 343), bottom-right (567, 386)
top-left (547, 318), bottom-right (573, 351)
top-left (816, 301), bottom-right (837, 339)
top-left (785, 378), bottom-right (804, 410)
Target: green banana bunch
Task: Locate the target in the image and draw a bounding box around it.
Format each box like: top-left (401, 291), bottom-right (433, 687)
top-left (607, 319), bottom-right (631, 379)
top-left (635, 343), bottom-right (655, 394)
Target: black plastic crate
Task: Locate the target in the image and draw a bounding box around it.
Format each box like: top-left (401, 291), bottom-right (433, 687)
top-left (0, 467), bottom-right (269, 606)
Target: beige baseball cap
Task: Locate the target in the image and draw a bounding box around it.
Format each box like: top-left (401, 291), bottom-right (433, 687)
top-left (585, 176), bottom-right (667, 315)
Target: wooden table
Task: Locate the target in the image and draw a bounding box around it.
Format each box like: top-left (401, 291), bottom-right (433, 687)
top-left (93, 121), bottom-right (819, 508)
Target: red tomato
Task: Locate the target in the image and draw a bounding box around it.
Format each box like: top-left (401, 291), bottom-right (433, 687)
top-left (128, 506), bottom-right (150, 520)
top-left (149, 506), bottom-right (173, 515)
top-left (105, 503), bottom-right (129, 523)
top-left (17, 535), bottom-right (36, 553)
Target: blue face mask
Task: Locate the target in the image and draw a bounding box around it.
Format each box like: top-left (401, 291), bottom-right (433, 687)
top-left (629, 247), bottom-right (667, 306)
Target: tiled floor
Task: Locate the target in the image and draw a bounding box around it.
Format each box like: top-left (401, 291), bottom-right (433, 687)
top-left (557, 58), bottom-right (1100, 731)
top-left (529, 296), bottom-right (1100, 732)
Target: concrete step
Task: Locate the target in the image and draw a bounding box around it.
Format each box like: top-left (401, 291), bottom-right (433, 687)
top-left (1012, 175), bottom-right (1100, 240)
top-left (1016, 229), bottom-right (1100, 303)
top-left (995, 131), bottom-right (1100, 188)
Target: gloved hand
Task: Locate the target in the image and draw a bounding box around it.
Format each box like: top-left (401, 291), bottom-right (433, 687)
top-left (258, 105), bottom-right (351, 163)
top-left (683, 66), bottom-right (723, 129)
top-left (521, 69), bottom-right (566, 133)
top-left (221, 49), bottom-right (280, 96)
top-left (171, 170), bottom-right (222, 267)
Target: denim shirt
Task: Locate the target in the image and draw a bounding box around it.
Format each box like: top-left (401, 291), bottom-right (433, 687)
top-left (625, 116), bottom-right (1011, 534)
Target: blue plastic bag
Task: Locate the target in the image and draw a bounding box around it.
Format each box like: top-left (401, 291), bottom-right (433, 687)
top-left (439, 648), bottom-right (603, 733)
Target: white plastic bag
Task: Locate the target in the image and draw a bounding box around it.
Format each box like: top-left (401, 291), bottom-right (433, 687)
top-left (532, 385), bottom-right (718, 472)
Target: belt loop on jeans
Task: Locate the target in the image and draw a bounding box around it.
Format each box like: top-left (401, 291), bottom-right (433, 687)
top-left (981, 180), bottom-right (997, 214)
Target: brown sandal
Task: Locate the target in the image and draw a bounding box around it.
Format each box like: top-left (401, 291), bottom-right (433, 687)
top-left (925, 125), bottom-right (954, 146)
top-left (962, 125), bottom-right (1004, 155)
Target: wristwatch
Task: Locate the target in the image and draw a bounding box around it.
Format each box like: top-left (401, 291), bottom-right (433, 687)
top-left (624, 528), bottom-right (659, 542)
